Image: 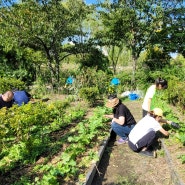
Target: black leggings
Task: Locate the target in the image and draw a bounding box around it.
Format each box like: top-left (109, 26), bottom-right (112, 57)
top-left (128, 131), bottom-right (156, 152)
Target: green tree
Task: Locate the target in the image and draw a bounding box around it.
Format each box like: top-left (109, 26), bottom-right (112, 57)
top-left (0, 45), bottom-right (39, 84)
top-left (95, 0), bottom-right (184, 88)
top-left (0, 0), bottom-right (91, 87)
top-left (156, 2), bottom-right (185, 57)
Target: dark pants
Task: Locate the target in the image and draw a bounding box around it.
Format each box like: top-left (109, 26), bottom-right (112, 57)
top-left (142, 109), bottom-right (148, 118)
top-left (128, 130), bottom-right (156, 152)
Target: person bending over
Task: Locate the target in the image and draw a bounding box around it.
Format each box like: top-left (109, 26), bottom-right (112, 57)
top-left (0, 91), bottom-right (14, 109)
top-left (128, 108), bottom-right (169, 157)
top-left (13, 90), bottom-right (31, 106)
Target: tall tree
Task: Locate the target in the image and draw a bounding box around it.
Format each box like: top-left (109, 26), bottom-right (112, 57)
top-left (154, 1), bottom-right (185, 57)
top-left (95, 0), bottom-right (184, 87)
top-left (0, 0), bottom-right (91, 87)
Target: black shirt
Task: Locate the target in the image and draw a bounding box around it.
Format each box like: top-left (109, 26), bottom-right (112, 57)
top-left (113, 103), bottom-right (136, 125)
top-left (0, 96), bottom-right (13, 109)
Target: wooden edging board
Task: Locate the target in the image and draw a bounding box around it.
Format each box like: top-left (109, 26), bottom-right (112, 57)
top-left (83, 136), bottom-right (110, 185)
top-left (161, 139), bottom-right (185, 185)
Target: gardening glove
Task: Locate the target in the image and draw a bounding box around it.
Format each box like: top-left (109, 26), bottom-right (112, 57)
top-left (170, 122), bottom-right (180, 129)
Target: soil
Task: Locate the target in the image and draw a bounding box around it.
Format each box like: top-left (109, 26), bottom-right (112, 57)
top-left (92, 100), bottom-right (185, 185)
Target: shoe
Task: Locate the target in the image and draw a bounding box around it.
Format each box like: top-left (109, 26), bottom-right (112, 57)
top-left (139, 150), bottom-right (155, 157)
top-left (116, 138), bottom-right (128, 144)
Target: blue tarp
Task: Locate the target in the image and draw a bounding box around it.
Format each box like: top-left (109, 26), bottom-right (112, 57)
top-left (111, 78), bottom-right (120, 85)
top-left (66, 76), bottom-right (74, 84)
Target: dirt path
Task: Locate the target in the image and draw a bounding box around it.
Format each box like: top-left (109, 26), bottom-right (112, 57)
top-left (92, 100), bottom-right (172, 185)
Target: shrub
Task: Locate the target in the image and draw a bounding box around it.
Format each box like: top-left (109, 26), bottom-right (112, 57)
top-left (78, 87), bottom-right (99, 107)
top-left (0, 78), bottom-right (25, 94)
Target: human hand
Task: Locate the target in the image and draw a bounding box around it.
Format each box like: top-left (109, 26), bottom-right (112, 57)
top-left (171, 122), bottom-right (180, 129)
top-left (104, 114), bottom-right (113, 119)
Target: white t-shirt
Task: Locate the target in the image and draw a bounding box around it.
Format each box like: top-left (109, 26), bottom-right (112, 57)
top-left (142, 84), bottom-right (156, 111)
top-left (129, 115), bottom-right (162, 145)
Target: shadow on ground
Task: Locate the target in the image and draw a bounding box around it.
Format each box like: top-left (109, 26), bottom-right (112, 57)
top-left (92, 139), bottom-right (117, 185)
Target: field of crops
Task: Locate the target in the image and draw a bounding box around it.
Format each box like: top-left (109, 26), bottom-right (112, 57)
top-left (0, 95), bottom-right (111, 184)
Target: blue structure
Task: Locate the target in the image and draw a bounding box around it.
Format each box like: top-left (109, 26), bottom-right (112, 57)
top-left (129, 93), bottom-right (139, 101)
top-left (111, 78), bottom-right (120, 86)
top-left (66, 76), bottom-right (74, 85)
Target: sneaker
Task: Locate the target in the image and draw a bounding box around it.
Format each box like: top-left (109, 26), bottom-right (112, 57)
top-left (139, 150), bottom-right (154, 157)
top-left (116, 138), bottom-right (128, 145)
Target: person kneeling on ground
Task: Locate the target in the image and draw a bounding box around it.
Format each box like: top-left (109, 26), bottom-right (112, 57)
top-left (128, 108), bottom-right (169, 157)
top-left (0, 91), bottom-right (14, 109)
top-left (13, 90), bottom-right (31, 106)
top-left (104, 94), bottom-right (136, 144)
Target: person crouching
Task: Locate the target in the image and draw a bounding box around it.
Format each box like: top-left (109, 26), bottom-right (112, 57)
top-left (104, 94), bottom-right (136, 144)
top-left (128, 108), bottom-right (169, 157)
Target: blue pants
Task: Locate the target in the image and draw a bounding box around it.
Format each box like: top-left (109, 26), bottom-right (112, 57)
top-left (111, 122), bottom-right (135, 140)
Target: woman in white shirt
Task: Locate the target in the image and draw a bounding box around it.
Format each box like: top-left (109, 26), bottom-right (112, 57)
top-left (142, 78), bottom-right (168, 117)
top-left (128, 108), bottom-right (169, 157)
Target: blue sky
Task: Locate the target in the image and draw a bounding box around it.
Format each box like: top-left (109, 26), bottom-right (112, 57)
top-left (85, 0), bottom-right (100, 4)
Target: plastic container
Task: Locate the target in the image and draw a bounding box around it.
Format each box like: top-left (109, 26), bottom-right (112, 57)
top-left (129, 93), bottom-right (139, 100)
top-left (111, 78), bottom-right (120, 85)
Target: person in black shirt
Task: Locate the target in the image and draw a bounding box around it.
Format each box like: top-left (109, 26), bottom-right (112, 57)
top-left (104, 94), bottom-right (136, 144)
top-left (0, 91), bottom-right (14, 109)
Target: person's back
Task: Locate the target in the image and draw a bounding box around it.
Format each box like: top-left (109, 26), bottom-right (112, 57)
top-left (0, 91), bottom-right (14, 109)
top-left (129, 115), bottom-right (161, 145)
top-left (13, 90), bottom-right (31, 106)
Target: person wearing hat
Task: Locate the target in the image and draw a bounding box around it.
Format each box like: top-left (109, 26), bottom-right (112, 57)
top-left (128, 108), bottom-right (169, 157)
top-left (104, 94), bottom-right (136, 144)
top-left (142, 77), bottom-right (168, 117)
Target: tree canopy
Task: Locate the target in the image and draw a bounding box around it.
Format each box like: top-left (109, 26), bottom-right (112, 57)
top-left (0, 0), bottom-right (184, 86)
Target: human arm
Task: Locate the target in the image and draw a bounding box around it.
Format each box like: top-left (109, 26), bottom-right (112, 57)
top-left (104, 114), bottom-right (113, 119)
top-left (159, 118), bottom-right (171, 124)
top-left (159, 128), bottom-right (169, 136)
top-left (147, 98), bottom-right (152, 112)
top-left (159, 119), bottom-right (180, 129)
top-left (104, 114), bottom-right (125, 125)
top-left (112, 116), bottom-right (125, 125)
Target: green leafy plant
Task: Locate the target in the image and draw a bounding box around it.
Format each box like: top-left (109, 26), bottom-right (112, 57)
top-left (79, 87), bottom-right (100, 107)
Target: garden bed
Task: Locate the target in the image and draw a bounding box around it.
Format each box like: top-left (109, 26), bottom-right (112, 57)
top-left (0, 97), bottom-right (185, 185)
top-left (0, 95), bottom-right (111, 185)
